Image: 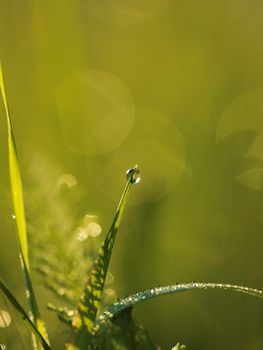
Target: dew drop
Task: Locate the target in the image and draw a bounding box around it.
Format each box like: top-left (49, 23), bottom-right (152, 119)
top-left (126, 165), bottom-right (141, 184)
top-left (11, 214), bottom-right (16, 220)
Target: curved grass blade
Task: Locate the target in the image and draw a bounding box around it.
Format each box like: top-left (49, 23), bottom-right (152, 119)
top-left (94, 282), bottom-right (263, 331)
top-left (68, 166), bottom-right (140, 349)
top-left (0, 278), bottom-right (51, 350)
top-left (0, 63), bottom-right (49, 348)
top-left (0, 64), bottom-right (29, 268)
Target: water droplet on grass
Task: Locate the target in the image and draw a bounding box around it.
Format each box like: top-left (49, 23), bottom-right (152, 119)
top-left (89, 106), bottom-right (185, 204)
top-left (126, 165), bottom-right (141, 184)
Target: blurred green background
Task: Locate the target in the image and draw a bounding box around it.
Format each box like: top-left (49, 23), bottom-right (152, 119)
top-left (1, 0), bottom-right (263, 349)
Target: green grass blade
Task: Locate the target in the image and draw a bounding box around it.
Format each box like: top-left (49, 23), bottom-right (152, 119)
top-left (0, 63), bottom-right (49, 348)
top-left (94, 282), bottom-right (263, 331)
top-left (68, 166), bottom-right (140, 349)
top-left (0, 278), bottom-right (52, 350)
top-left (0, 66), bottom-right (28, 268)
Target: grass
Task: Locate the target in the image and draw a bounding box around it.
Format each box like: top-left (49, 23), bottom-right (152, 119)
top-left (0, 64), bottom-right (262, 349)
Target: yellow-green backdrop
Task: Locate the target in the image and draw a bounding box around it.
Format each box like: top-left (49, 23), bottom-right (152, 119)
top-left (0, 1), bottom-right (263, 349)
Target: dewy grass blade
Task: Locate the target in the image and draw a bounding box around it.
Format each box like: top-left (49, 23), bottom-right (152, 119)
top-left (94, 282), bottom-right (263, 331)
top-left (68, 166), bottom-right (140, 349)
top-left (0, 278), bottom-right (51, 350)
top-left (0, 63), bottom-right (50, 348)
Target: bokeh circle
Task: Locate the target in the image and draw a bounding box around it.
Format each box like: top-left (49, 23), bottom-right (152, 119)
top-left (89, 105), bottom-right (186, 204)
top-left (56, 70), bottom-right (135, 156)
